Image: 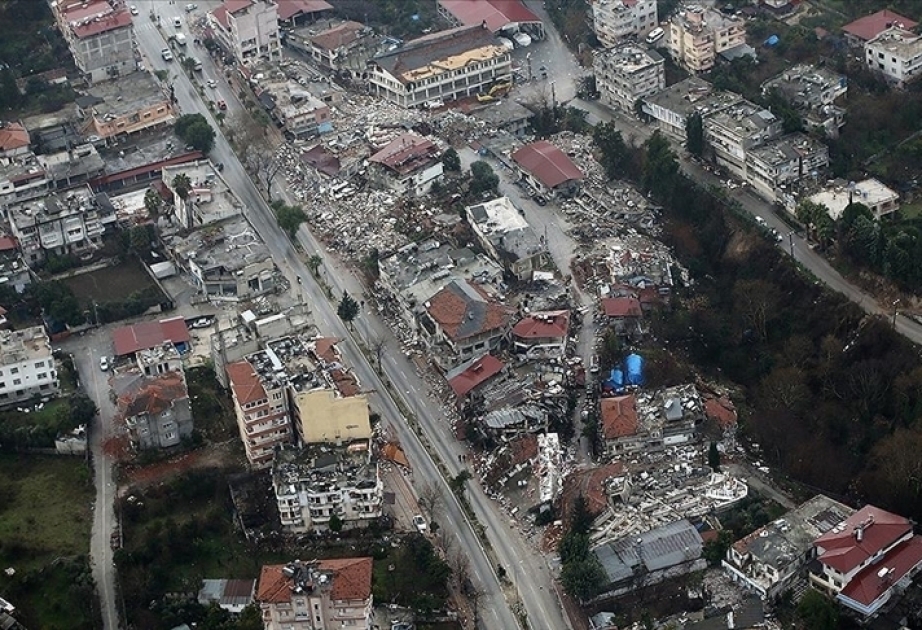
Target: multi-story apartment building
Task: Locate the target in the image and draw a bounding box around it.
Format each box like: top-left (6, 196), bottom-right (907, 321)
top-left (9, 185), bottom-right (116, 264)
top-left (466, 196), bottom-right (547, 280)
top-left (368, 24), bottom-right (512, 108)
top-left (115, 369), bottom-right (194, 450)
top-left (257, 558), bottom-right (373, 630)
top-left (259, 80), bottom-right (333, 139)
top-left (0, 327), bottom-right (59, 407)
top-left (52, 0), bottom-right (136, 84)
top-left (589, 0), bottom-right (659, 48)
top-left (272, 444), bottom-right (383, 533)
top-left (865, 27), bottom-right (922, 87)
top-left (594, 44), bottom-right (665, 112)
top-left (285, 21), bottom-right (381, 76)
top-left (209, 0), bottom-right (282, 63)
top-left (745, 133), bottom-right (829, 202)
top-left (666, 4), bottom-right (745, 72)
top-left (703, 99), bottom-right (782, 179)
top-left (421, 279), bottom-right (514, 361)
top-left (367, 133), bottom-right (443, 197)
top-left (641, 76), bottom-right (742, 139)
top-left (762, 64), bottom-right (848, 137)
top-left (76, 72), bottom-right (175, 142)
top-left (226, 352), bottom-right (293, 468)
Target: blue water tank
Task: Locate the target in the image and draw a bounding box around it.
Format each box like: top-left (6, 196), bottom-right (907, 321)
top-left (765, 35), bottom-right (780, 47)
top-left (625, 353), bottom-right (644, 386)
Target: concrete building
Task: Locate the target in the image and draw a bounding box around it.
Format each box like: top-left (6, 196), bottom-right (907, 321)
top-left (9, 186), bottom-right (115, 264)
top-left (446, 353), bottom-right (505, 401)
top-left (256, 558), bottom-right (373, 630)
top-left (842, 9), bottom-right (917, 48)
top-left (0, 327), bottom-right (58, 407)
top-left (75, 72), bottom-right (176, 142)
top-left (366, 133), bottom-right (443, 197)
top-left (421, 279), bottom-right (514, 359)
top-left (466, 196), bottom-right (547, 280)
top-left (469, 99), bottom-right (533, 137)
top-left (115, 369), bottom-right (193, 450)
top-left (209, 0), bottom-right (282, 63)
top-left (601, 384), bottom-right (702, 456)
top-left (0, 152), bottom-right (51, 209)
top-left (275, 0), bottom-right (333, 26)
top-left (112, 317), bottom-right (191, 358)
top-left (198, 579), bottom-right (255, 615)
top-left (589, 0), bottom-right (659, 48)
top-left (761, 64), bottom-right (848, 137)
top-left (165, 217), bottom-right (278, 300)
top-left (703, 99), bottom-right (782, 179)
top-left (594, 44), bottom-right (665, 113)
top-left (286, 21), bottom-right (380, 76)
top-left (641, 77), bottom-right (742, 139)
top-left (226, 353), bottom-right (294, 468)
top-left (162, 160), bottom-right (243, 229)
top-left (865, 27), bottom-right (922, 87)
top-left (511, 310), bottom-right (570, 359)
top-left (368, 25), bottom-right (512, 108)
top-left (36, 144), bottom-right (105, 190)
top-left (259, 79), bottom-right (333, 139)
top-left (511, 140), bottom-right (584, 197)
top-left (52, 0), bottom-right (136, 84)
top-left (744, 133), bottom-right (829, 202)
top-left (723, 495), bottom-right (854, 600)
top-left (809, 505), bottom-right (922, 618)
top-left (666, 4), bottom-right (746, 73)
top-left (437, 0), bottom-right (544, 39)
top-left (808, 178), bottom-right (901, 221)
top-left (272, 444), bottom-right (382, 533)
top-left (0, 123), bottom-right (30, 159)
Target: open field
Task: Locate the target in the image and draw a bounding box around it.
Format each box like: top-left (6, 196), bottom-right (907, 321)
top-left (62, 257), bottom-right (160, 307)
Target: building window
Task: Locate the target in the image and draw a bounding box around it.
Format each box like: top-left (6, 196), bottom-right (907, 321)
top-left (10, 368), bottom-right (18, 374)
top-left (36, 372), bottom-right (47, 380)
top-left (12, 379), bottom-right (20, 386)
top-left (34, 361), bottom-right (44, 369)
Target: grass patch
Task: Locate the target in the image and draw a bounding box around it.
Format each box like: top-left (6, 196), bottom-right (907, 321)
top-left (372, 533), bottom-right (451, 612)
top-left (187, 366), bottom-right (238, 442)
top-left (0, 394), bottom-right (96, 451)
top-left (0, 455), bottom-right (96, 629)
top-left (898, 201), bottom-right (922, 220)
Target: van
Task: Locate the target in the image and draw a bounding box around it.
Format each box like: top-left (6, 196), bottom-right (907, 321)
top-left (645, 27), bottom-right (664, 45)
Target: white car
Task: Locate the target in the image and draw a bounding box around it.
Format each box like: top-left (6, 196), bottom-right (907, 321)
top-left (129, 5), bottom-right (138, 15)
top-left (206, 79), bottom-right (217, 88)
top-left (99, 356), bottom-right (110, 372)
top-left (412, 515), bottom-right (427, 533)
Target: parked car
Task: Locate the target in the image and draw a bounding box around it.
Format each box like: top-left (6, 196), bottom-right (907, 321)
top-left (217, 100), bottom-right (227, 110)
top-left (99, 356), bottom-right (110, 372)
top-left (412, 515), bottom-right (427, 533)
top-left (129, 5), bottom-right (139, 15)
top-left (185, 3), bottom-right (198, 12)
top-left (206, 78), bottom-right (217, 88)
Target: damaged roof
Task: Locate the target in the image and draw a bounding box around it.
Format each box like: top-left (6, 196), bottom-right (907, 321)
top-left (426, 279), bottom-right (513, 341)
top-left (446, 353), bottom-right (505, 397)
top-left (600, 395), bottom-right (638, 439)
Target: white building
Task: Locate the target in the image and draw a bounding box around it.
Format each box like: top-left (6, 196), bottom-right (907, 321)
top-left (808, 178), bottom-right (901, 221)
top-left (703, 99), bottom-right (783, 179)
top-left (368, 24), bottom-right (511, 108)
top-left (0, 327), bottom-right (59, 407)
top-left (761, 64), bottom-right (848, 137)
top-left (641, 77), bottom-right (742, 139)
top-left (465, 196), bottom-right (547, 280)
top-left (865, 27), bottom-right (922, 87)
top-left (52, 0), bottom-right (136, 84)
top-left (209, 0), bottom-right (282, 64)
top-left (667, 4), bottom-right (746, 73)
top-left (594, 44), bottom-right (665, 112)
top-left (745, 133), bottom-right (829, 202)
top-left (272, 444), bottom-right (383, 533)
top-left (589, 0), bottom-right (659, 48)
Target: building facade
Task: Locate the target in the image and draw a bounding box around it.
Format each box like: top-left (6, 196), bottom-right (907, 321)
top-left (226, 355), bottom-right (293, 468)
top-left (703, 100), bottom-right (783, 179)
top-left (368, 25), bottom-right (512, 108)
top-left (209, 0), bottom-right (282, 63)
top-left (367, 133), bottom-right (443, 197)
top-left (761, 65), bottom-right (848, 137)
top-left (595, 44), bottom-right (665, 112)
top-left (745, 133), bottom-right (829, 202)
top-left (865, 27), bottom-right (922, 87)
top-left (589, 0), bottom-right (659, 48)
top-left (466, 196), bottom-right (547, 280)
top-left (641, 77), bottom-right (742, 139)
top-left (0, 327), bottom-right (58, 407)
top-left (52, 0), bottom-right (136, 83)
top-left (117, 370), bottom-right (194, 450)
top-left (76, 73), bottom-right (175, 141)
top-left (666, 4), bottom-right (746, 73)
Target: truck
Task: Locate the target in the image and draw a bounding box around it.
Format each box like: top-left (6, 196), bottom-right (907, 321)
top-left (175, 33), bottom-right (187, 47)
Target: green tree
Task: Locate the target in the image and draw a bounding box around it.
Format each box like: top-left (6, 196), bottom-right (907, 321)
top-left (33, 281), bottom-right (83, 326)
top-left (796, 589), bottom-right (839, 630)
top-left (560, 556), bottom-right (606, 601)
top-left (171, 173), bottom-right (192, 201)
top-left (274, 203), bottom-right (306, 237)
top-left (469, 160), bottom-right (499, 198)
top-left (337, 292), bottom-right (359, 324)
top-left (708, 441), bottom-right (721, 471)
top-left (598, 328), bottom-right (622, 372)
top-left (328, 513), bottom-right (343, 532)
top-left (174, 113), bottom-right (215, 153)
top-left (642, 131), bottom-right (679, 201)
top-left (307, 254), bottom-right (322, 276)
top-left (686, 111), bottom-right (705, 157)
top-left (593, 122), bottom-right (631, 180)
top-left (144, 188), bottom-right (163, 222)
top-left (0, 67), bottom-right (20, 110)
top-left (442, 147), bottom-right (460, 172)
top-left (569, 493), bottom-right (594, 535)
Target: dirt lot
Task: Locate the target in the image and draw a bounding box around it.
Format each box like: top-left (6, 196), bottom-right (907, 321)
top-left (63, 258), bottom-right (161, 307)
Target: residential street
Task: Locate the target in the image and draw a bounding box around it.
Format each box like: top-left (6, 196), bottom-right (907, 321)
top-left (132, 6), bottom-right (569, 629)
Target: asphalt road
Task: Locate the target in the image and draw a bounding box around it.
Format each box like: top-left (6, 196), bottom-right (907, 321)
top-left (132, 7), bottom-right (567, 629)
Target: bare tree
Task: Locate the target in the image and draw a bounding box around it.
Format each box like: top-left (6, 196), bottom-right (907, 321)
top-left (227, 111), bottom-right (284, 201)
top-left (448, 546), bottom-right (471, 590)
top-left (371, 336), bottom-right (387, 372)
top-left (417, 481), bottom-right (442, 518)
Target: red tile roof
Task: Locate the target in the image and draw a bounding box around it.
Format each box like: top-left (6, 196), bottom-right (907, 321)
top-left (313, 337), bottom-right (341, 364)
top-left (600, 395), bottom-right (638, 440)
top-left (447, 354), bottom-right (505, 397)
top-left (111, 317), bottom-right (190, 356)
top-left (72, 9), bottom-right (132, 39)
top-left (438, 0), bottom-right (540, 32)
top-left (602, 296), bottom-right (642, 318)
top-left (257, 558), bottom-right (373, 604)
top-left (426, 280), bottom-right (513, 342)
top-left (226, 361), bottom-right (265, 406)
top-left (512, 310), bottom-right (570, 340)
top-left (368, 133), bottom-right (439, 175)
top-left (814, 505), bottom-right (913, 575)
top-left (120, 371), bottom-right (188, 417)
top-left (0, 236), bottom-right (17, 252)
top-left (211, 5), bottom-right (230, 29)
top-left (839, 536), bottom-right (922, 608)
top-left (842, 9), bottom-right (917, 41)
top-left (512, 140), bottom-right (584, 190)
top-left (0, 123), bottom-right (29, 153)
top-left (276, 0), bottom-right (333, 21)
top-left (704, 396), bottom-right (737, 429)
top-left (310, 21), bottom-right (365, 50)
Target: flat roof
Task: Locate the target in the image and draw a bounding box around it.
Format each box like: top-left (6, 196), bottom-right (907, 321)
top-left (167, 216), bottom-right (271, 274)
top-left (747, 133), bottom-right (827, 168)
top-left (83, 73), bottom-right (169, 119)
top-left (705, 99), bottom-right (777, 136)
top-left (594, 43), bottom-right (664, 74)
top-left (867, 27), bottom-right (922, 58)
top-left (0, 326), bottom-right (52, 364)
top-left (809, 178), bottom-right (899, 220)
top-left (162, 160), bottom-right (243, 225)
top-left (643, 77), bottom-right (742, 119)
top-left (762, 64), bottom-right (847, 109)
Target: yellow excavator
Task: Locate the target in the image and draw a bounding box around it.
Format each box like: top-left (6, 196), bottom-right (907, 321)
top-left (477, 81), bottom-right (513, 102)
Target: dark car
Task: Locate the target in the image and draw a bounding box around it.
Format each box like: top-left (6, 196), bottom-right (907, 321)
top-left (534, 195), bottom-right (548, 206)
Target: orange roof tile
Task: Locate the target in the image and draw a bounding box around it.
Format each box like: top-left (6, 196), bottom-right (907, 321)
top-left (600, 395), bottom-right (638, 440)
top-left (602, 296), bottom-right (642, 318)
top-left (511, 310), bottom-right (570, 340)
top-left (426, 280), bottom-right (513, 341)
top-left (257, 558), bottom-right (373, 604)
top-left (226, 360), bottom-right (265, 406)
top-left (0, 123), bottom-right (29, 153)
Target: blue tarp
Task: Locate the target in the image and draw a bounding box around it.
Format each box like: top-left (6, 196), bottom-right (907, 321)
top-left (604, 368), bottom-right (624, 391)
top-left (625, 353), bottom-right (644, 386)
top-left (764, 35), bottom-right (780, 46)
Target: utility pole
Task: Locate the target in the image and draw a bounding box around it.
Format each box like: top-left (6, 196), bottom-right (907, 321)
top-left (788, 231), bottom-right (795, 257)
top-left (893, 299), bottom-right (901, 328)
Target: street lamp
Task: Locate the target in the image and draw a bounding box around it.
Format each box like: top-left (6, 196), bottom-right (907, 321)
top-left (893, 299), bottom-right (901, 328)
top-left (787, 231), bottom-right (795, 257)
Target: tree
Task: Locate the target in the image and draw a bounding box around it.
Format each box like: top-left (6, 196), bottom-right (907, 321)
top-left (593, 122), bottom-right (631, 180)
top-left (641, 131), bottom-right (680, 201)
top-left (796, 589), bottom-right (839, 630)
top-left (144, 188), bottom-right (163, 223)
top-left (337, 292), bottom-right (359, 324)
top-left (598, 328), bottom-right (622, 372)
top-left (417, 482), bottom-right (442, 518)
top-left (174, 113), bottom-right (215, 153)
top-left (273, 202), bottom-right (306, 237)
top-left (449, 470), bottom-right (472, 496)
top-left (33, 281), bottom-right (82, 326)
top-left (442, 147), bottom-right (460, 172)
top-left (172, 173), bottom-right (192, 201)
top-left (708, 441), bottom-right (721, 472)
top-left (328, 513), bottom-right (343, 532)
top-left (307, 254), bottom-right (322, 276)
top-left (560, 556), bottom-right (606, 601)
top-left (686, 111), bottom-right (704, 157)
top-left (469, 160), bottom-right (499, 198)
